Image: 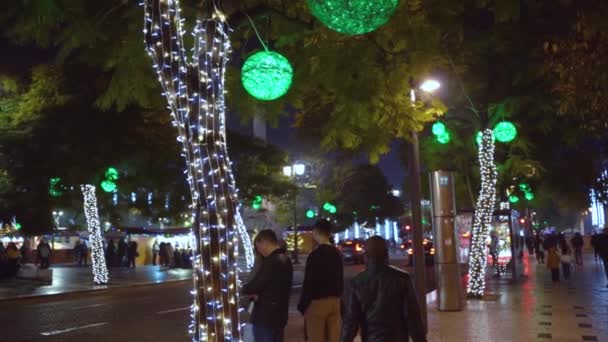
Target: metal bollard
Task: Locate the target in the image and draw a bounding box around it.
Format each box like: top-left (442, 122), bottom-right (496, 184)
top-left (429, 171), bottom-right (463, 311)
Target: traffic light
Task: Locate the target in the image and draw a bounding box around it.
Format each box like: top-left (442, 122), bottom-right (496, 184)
top-left (520, 218), bottom-right (526, 224)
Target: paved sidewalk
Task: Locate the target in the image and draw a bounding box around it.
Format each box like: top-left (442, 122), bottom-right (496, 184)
top-left (0, 258), bottom-right (307, 301)
top-left (427, 253), bottom-right (608, 342)
top-left (0, 265), bottom-right (192, 300)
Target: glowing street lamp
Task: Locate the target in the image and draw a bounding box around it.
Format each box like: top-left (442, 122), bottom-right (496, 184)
top-left (419, 79), bottom-right (441, 93)
top-left (284, 162), bottom-right (308, 264)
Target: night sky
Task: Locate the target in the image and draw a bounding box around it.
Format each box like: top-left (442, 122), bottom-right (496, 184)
top-left (227, 113), bottom-right (406, 189)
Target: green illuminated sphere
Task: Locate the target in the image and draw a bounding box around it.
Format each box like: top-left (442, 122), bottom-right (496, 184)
top-left (100, 180), bottom-right (117, 193)
top-left (323, 202), bottom-right (332, 211)
top-left (105, 167), bottom-right (119, 181)
top-left (241, 51), bottom-right (293, 101)
top-left (432, 122), bottom-right (446, 136)
top-left (328, 206), bottom-right (337, 214)
top-left (49, 177), bottom-right (64, 197)
top-left (493, 121), bottom-right (517, 143)
top-left (307, 0), bottom-right (400, 35)
top-left (524, 192), bottom-right (535, 201)
top-left (437, 132), bottom-right (451, 144)
top-left (306, 210), bottom-right (316, 219)
top-left (509, 195), bottom-right (520, 204)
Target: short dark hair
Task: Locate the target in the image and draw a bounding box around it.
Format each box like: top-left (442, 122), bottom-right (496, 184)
top-left (313, 219), bottom-right (333, 237)
top-left (255, 229), bottom-right (278, 244)
top-left (366, 236), bottom-right (389, 264)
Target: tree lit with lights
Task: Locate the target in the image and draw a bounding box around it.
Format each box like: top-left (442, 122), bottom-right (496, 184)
top-left (143, 0), bottom-right (253, 339)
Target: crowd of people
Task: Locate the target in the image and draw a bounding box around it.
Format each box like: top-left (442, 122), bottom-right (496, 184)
top-left (242, 219), bottom-right (427, 342)
top-left (0, 239), bottom-right (52, 278)
top-left (104, 238), bottom-right (139, 269)
top-left (153, 240), bottom-right (193, 269)
top-left (525, 229), bottom-right (608, 286)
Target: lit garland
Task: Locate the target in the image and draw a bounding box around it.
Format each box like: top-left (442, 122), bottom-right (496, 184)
top-left (80, 184), bottom-right (109, 285)
top-left (235, 205), bottom-right (254, 270)
top-left (143, 0), bottom-right (244, 339)
top-left (467, 129), bottom-right (497, 298)
top-left (307, 0), bottom-right (400, 35)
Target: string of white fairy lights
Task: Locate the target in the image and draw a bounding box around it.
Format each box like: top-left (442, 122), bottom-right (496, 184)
top-left (143, 0), bottom-right (248, 339)
top-left (80, 184), bottom-right (109, 285)
top-left (467, 129), bottom-right (497, 297)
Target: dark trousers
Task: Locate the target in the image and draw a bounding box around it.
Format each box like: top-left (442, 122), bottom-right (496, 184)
top-left (40, 257), bottom-right (50, 269)
top-left (152, 252), bottom-right (158, 265)
top-left (253, 325), bottom-right (284, 342)
top-left (551, 268), bottom-right (560, 282)
top-left (574, 248), bottom-right (583, 265)
top-left (561, 262), bottom-right (571, 280)
top-left (128, 256), bottom-right (136, 269)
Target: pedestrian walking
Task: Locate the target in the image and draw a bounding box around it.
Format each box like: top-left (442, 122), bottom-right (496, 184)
top-left (571, 232), bottom-right (584, 266)
top-left (118, 238), bottom-right (127, 267)
top-left (298, 219), bottom-right (343, 342)
top-left (546, 246), bottom-right (561, 283)
top-left (537, 240), bottom-right (546, 264)
top-left (560, 245), bottom-right (573, 280)
top-left (341, 236), bottom-right (426, 342)
top-left (36, 239), bottom-right (51, 269)
top-left (106, 239), bottom-right (115, 267)
top-left (127, 240), bottom-right (138, 269)
top-left (152, 240), bottom-right (159, 266)
top-left (591, 232), bottom-right (600, 264)
top-left (596, 228), bottom-right (608, 287)
top-left (80, 240), bottom-right (89, 267)
top-left (243, 229), bottom-right (293, 342)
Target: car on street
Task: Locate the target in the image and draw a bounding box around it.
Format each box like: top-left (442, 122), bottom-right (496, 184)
top-left (402, 238), bottom-right (435, 266)
top-left (338, 240), bottom-right (365, 264)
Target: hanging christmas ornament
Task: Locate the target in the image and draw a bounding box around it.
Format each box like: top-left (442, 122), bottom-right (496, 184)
top-left (49, 177), bottom-right (65, 197)
top-left (242, 51), bottom-right (293, 101)
top-left (307, 0), bottom-right (400, 35)
top-left (432, 121), bottom-right (446, 136)
top-left (104, 167), bottom-right (119, 181)
top-left (493, 121), bottom-right (517, 143)
top-left (437, 131), bottom-right (451, 144)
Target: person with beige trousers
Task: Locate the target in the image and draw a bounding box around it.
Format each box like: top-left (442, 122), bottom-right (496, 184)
top-left (298, 219), bottom-right (344, 342)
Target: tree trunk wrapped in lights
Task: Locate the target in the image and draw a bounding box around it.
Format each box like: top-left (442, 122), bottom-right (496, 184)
top-left (466, 129), bottom-right (497, 298)
top-left (144, 0), bottom-right (248, 339)
top-left (80, 184), bottom-right (109, 285)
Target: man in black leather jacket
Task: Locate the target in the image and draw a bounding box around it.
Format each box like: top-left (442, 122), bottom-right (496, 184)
top-left (341, 236), bottom-right (427, 342)
top-left (243, 229), bottom-right (293, 342)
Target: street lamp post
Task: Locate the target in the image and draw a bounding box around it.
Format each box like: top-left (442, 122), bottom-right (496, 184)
top-left (409, 79), bottom-right (441, 330)
top-left (284, 163), bottom-right (306, 264)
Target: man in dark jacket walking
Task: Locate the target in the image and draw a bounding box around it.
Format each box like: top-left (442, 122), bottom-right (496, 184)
top-left (596, 228), bottom-right (608, 287)
top-left (571, 232), bottom-right (584, 266)
top-left (243, 229), bottom-right (293, 342)
top-left (341, 236), bottom-right (426, 342)
top-left (298, 219), bottom-right (343, 342)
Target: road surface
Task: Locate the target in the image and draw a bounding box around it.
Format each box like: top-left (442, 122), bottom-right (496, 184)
top-left (3, 261), bottom-right (434, 341)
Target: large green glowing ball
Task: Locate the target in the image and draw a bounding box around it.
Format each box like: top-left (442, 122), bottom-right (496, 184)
top-left (105, 167), bottom-right (119, 181)
top-left (432, 122), bottom-right (446, 136)
top-left (307, 0), bottom-right (400, 35)
top-left (437, 132), bottom-right (451, 144)
top-left (493, 121), bottom-right (517, 143)
top-left (100, 180), bottom-right (117, 193)
top-left (241, 51), bottom-right (293, 101)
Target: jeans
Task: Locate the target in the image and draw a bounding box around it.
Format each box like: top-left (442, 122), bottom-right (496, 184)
top-left (253, 325), bottom-right (284, 342)
top-left (551, 268), bottom-right (560, 282)
top-left (561, 262), bottom-right (571, 280)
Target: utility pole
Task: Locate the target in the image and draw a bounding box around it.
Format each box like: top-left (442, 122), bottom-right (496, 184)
top-left (408, 132), bottom-right (427, 330)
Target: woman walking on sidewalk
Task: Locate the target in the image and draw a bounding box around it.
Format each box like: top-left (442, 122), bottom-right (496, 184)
top-left (547, 246), bottom-right (561, 282)
top-left (560, 246), bottom-right (573, 280)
